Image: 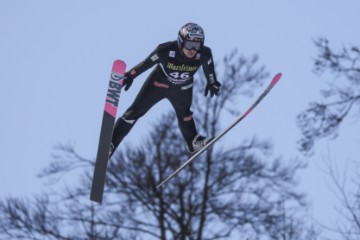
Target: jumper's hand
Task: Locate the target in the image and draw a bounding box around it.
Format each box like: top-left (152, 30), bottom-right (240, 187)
top-left (123, 72), bottom-right (134, 91)
top-left (204, 81), bottom-right (221, 97)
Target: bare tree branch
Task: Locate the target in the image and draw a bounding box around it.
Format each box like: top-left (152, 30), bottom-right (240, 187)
top-left (297, 38), bottom-right (360, 154)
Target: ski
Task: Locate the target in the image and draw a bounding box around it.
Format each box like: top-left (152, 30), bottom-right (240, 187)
top-left (156, 72), bottom-right (282, 188)
top-left (90, 60), bottom-right (126, 204)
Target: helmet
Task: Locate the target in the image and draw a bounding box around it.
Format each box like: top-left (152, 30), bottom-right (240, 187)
top-left (177, 23), bottom-right (205, 51)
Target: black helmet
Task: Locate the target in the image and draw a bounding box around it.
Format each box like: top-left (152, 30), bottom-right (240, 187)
top-left (177, 23), bottom-right (204, 51)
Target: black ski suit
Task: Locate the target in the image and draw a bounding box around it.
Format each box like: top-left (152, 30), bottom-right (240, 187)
top-left (111, 40), bottom-right (219, 152)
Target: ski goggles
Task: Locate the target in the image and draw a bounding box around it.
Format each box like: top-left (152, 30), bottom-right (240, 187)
top-left (183, 41), bottom-right (202, 51)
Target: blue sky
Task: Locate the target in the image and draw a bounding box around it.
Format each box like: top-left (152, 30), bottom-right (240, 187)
top-left (1, 0), bottom-right (360, 238)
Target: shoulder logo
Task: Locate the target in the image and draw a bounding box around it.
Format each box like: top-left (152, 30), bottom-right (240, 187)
top-left (169, 51), bottom-right (175, 58)
top-left (151, 54), bottom-right (159, 62)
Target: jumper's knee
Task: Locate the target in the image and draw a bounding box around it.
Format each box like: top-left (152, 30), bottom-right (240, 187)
top-left (183, 115), bottom-right (193, 122)
top-left (121, 116), bottom-right (136, 125)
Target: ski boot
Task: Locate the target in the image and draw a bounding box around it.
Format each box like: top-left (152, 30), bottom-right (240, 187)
top-left (189, 134), bottom-right (214, 154)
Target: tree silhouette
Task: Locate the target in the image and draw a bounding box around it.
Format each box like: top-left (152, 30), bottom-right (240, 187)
top-left (297, 38), bottom-right (360, 239)
top-left (320, 156), bottom-right (360, 240)
top-left (297, 38), bottom-right (360, 154)
top-left (0, 50), bottom-right (314, 240)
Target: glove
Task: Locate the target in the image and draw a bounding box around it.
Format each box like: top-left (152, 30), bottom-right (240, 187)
top-left (123, 72), bottom-right (134, 91)
top-left (204, 81), bottom-right (221, 97)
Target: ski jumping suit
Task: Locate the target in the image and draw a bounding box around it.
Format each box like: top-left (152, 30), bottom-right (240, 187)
top-left (111, 40), bottom-right (218, 152)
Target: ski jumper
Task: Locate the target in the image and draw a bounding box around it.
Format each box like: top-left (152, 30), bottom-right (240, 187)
top-left (111, 41), bottom-right (218, 151)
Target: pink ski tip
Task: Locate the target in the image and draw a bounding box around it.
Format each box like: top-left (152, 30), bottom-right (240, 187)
top-left (272, 72), bottom-right (282, 84)
top-left (112, 60), bottom-right (126, 74)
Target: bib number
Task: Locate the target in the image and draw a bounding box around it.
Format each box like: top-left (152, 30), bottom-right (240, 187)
top-left (169, 72), bottom-right (190, 79)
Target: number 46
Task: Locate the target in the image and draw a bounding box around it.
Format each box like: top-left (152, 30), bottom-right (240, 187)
top-left (169, 72), bottom-right (190, 79)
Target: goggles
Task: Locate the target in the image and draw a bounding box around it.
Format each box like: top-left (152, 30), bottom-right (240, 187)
top-left (183, 41), bottom-right (202, 51)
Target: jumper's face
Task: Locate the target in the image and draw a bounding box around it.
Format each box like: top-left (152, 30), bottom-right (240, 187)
top-left (182, 48), bottom-right (197, 58)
